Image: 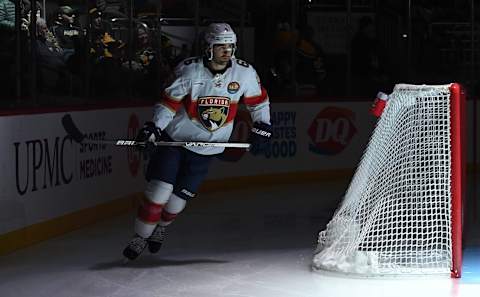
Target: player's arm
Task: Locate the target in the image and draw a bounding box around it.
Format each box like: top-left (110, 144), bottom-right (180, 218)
top-left (243, 85), bottom-right (271, 124)
top-left (136, 72), bottom-right (185, 152)
top-left (243, 68), bottom-right (272, 154)
top-left (242, 65), bottom-right (271, 123)
top-left (153, 63), bottom-right (190, 130)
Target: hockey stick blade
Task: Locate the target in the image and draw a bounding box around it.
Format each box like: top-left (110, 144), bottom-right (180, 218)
top-left (62, 114), bottom-right (86, 143)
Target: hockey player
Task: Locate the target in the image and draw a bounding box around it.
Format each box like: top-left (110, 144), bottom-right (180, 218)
top-left (122, 23), bottom-right (272, 260)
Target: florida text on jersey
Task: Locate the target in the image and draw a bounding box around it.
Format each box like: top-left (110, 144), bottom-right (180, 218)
top-left (153, 57), bottom-right (271, 155)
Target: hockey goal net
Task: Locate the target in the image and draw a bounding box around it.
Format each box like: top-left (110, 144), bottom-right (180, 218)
top-left (312, 83), bottom-right (465, 278)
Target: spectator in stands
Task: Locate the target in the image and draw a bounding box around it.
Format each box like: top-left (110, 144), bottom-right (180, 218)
top-left (123, 24), bottom-right (155, 70)
top-left (0, 0), bottom-right (28, 35)
top-left (269, 21), bottom-right (297, 95)
top-left (268, 21), bottom-right (328, 95)
top-left (35, 17), bottom-right (70, 94)
top-left (36, 18), bottom-right (64, 61)
top-left (295, 25), bottom-right (327, 93)
top-left (0, 0), bottom-right (15, 30)
top-left (122, 24), bottom-right (159, 97)
top-left (88, 7), bottom-right (125, 98)
top-left (21, 0), bottom-right (42, 34)
top-left (51, 6), bottom-right (82, 61)
top-left (89, 6), bottom-right (112, 40)
top-left (89, 5), bottom-right (125, 63)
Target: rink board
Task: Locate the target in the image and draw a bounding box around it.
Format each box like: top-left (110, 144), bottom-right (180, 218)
top-left (0, 101), bottom-right (478, 254)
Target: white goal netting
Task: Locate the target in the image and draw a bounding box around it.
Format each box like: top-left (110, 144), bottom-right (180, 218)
top-left (312, 84), bottom-right (458, 276)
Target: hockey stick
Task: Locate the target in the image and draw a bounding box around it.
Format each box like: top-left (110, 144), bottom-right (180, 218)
top-left (61, 114), bottom-right (251, 149)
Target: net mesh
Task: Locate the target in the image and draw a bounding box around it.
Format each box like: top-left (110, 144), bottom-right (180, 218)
top-left (312, 84), bottom-right (454, 276)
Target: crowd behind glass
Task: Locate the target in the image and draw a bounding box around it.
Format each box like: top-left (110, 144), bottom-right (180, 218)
top-left (0, 1), bottom-right (186, 106)
top-left (0, 0), bottom-right (477, 108)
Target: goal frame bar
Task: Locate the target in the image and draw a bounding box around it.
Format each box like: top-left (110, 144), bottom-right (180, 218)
top-left (450, 83), bottom-right (466, 278)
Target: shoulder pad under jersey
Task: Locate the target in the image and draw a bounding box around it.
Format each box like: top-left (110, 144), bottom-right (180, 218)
top-left (234, 58), bottom-right (251, 68)
top-left (232, 58), bottom-right (258, 76)
top-left (174, 56), bottom-right (203, 78)
top-left (233, 58), bottom-right (261, 84)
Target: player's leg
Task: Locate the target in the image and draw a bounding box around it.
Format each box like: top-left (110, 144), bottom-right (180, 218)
top-left (123, 147), bottom-right (180, 260)
top-left (147, 193), bottom-right (186, 253)
top-left (147, 150), bottom-right (214, 253)
top-left (123, 180), bottom-right (173, 260)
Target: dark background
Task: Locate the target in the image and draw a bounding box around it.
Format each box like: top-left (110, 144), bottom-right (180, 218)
top-left (0, 0), bottom-right (478, 107)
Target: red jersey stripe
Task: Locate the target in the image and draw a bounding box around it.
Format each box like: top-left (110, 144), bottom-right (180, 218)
top-left (184, 95), bottom-right (198, 120)
top-left (225, 102), bottom-right (238, 123)
top-left (243, 86), bottom-right (269, 106)
top-left (161, 93), bottom-right (183, 112)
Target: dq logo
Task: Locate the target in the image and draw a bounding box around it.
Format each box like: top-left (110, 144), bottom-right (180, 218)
top-left (127, 113), bottom-right (141, 176)
top-left (308, 107), bottom-right (357, 155)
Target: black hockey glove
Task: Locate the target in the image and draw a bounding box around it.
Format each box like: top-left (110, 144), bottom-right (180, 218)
top-left (249, 122), bottom-right (273, 155)
top-left (135, 121), bottom-right (162, 155)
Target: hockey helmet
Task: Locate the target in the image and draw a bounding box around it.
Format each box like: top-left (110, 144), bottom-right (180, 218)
top-left (204, 23), bottom-right (237, 60)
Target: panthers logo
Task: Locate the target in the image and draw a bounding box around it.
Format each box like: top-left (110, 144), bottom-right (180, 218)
top-left (197, 96), bottom-right (230, 131)
top-left (201, 107), bottom-right (227, 130)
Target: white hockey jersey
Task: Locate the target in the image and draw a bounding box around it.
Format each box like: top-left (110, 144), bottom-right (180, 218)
top-left (153, 57), bottom-right (271, 155)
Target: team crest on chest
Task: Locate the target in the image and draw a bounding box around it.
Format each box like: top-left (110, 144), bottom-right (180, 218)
top-left (198, 96), bottom-right (230, 131)
top-left (227, 81), bottom-right (240, 94)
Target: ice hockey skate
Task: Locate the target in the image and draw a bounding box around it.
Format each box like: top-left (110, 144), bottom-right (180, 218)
top-left (122, 234), bottom-right (147, 261)
top-left (147, 225), bottom-right (167, 253)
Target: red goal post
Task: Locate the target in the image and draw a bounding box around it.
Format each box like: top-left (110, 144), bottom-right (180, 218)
top-left (450, 83), bottom-right (465, 278)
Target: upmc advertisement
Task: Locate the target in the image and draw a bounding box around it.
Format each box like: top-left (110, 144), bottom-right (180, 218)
top-left (0, 109), bottom-right (151, 235)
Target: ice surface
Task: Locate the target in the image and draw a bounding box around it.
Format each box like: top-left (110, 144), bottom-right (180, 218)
top-left (0, 181), bottom-right (478, 297)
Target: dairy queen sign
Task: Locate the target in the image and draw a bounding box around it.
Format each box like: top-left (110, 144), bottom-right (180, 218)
top-left (307, 106), bottom-right (357, 155)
